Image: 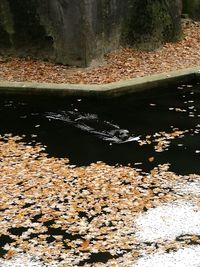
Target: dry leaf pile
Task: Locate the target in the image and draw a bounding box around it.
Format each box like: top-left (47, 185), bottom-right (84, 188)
top-left (0, 20), bottom-right (200, 85)
top-left (138, 129), bottom-right (187, 152)
top-left (0, 134), bottom-right (200, 266)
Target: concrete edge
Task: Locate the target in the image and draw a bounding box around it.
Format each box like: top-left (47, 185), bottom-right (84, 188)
top-left (0, 66), bottom-right (200, 98)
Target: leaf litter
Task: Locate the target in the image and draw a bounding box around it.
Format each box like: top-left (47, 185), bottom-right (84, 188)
top-left (1, 18), bottom-right (200, 265)
top-left (0, 20), bottom-right (200, 85)
top-left (0, 133), bottom-right (200, 266)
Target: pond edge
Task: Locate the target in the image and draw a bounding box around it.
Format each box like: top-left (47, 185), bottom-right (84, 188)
top-left (0, 67), bottom-right (200, 98)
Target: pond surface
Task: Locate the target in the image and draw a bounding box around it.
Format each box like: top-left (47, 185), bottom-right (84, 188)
top-left (1, 82), bottom-right (200, 267)
top-left (1, 82), bottom-right (200, 175)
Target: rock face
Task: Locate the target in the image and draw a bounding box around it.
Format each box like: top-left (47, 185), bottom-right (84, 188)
top-left (183, 0), bottom-right (200, 20)
top-left (0, 0), bottom-right (182, 66)
top-left (125, 0), bottom-right (182, 50)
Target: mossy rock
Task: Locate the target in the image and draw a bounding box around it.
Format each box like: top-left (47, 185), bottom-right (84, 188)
top-left (124, 0), bottom-right (182, 50)
top-left (183, 0), bottom-right (200, 20)
top-left (0, 0), bottom-right (182, 66)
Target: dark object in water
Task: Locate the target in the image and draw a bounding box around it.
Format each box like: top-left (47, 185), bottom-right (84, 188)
top-left (45, 110), bottom-right (140, 144)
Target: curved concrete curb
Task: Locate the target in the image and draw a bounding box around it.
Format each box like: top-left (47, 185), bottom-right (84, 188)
top-left (0, 67), bottom-right (200, 98)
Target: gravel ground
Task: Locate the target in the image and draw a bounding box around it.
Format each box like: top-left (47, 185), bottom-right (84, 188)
top-left (0, 20), bottom-right (200, 85)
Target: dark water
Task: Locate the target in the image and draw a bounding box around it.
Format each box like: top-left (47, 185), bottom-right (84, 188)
top-left (1, 82), bottom-right (200, 175)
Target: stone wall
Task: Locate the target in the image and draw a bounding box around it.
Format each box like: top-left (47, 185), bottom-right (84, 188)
top-left (183, 0), bottom-right (200, 20)
top-left (0, 0), bottom-right (182, 67)
top-left (124, 0), bottom-right (182, 50)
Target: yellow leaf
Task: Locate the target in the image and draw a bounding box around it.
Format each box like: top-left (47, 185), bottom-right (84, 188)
top-left (148, 156), bottom-right (155, 162)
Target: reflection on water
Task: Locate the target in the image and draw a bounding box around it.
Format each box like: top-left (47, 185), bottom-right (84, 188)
top-left (0, 81), bottom-right (200, 174)
top-left (1, 82), bottom-right (200, 266)
top-left (46, 110), bottom-right (140, 144)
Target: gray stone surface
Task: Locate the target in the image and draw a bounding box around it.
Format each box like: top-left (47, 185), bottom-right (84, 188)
top-left (0, 0), bottom-right (182, 66)
top-left (0, 67), bottom-right (199, 98)
top-left (183, 0), bottom-right (200, 20)
top-left (124, 0), bottom-right (182, 50)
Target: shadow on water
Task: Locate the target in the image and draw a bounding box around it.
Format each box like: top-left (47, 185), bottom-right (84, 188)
top-left (1, 82), bottom-right (200, 175)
